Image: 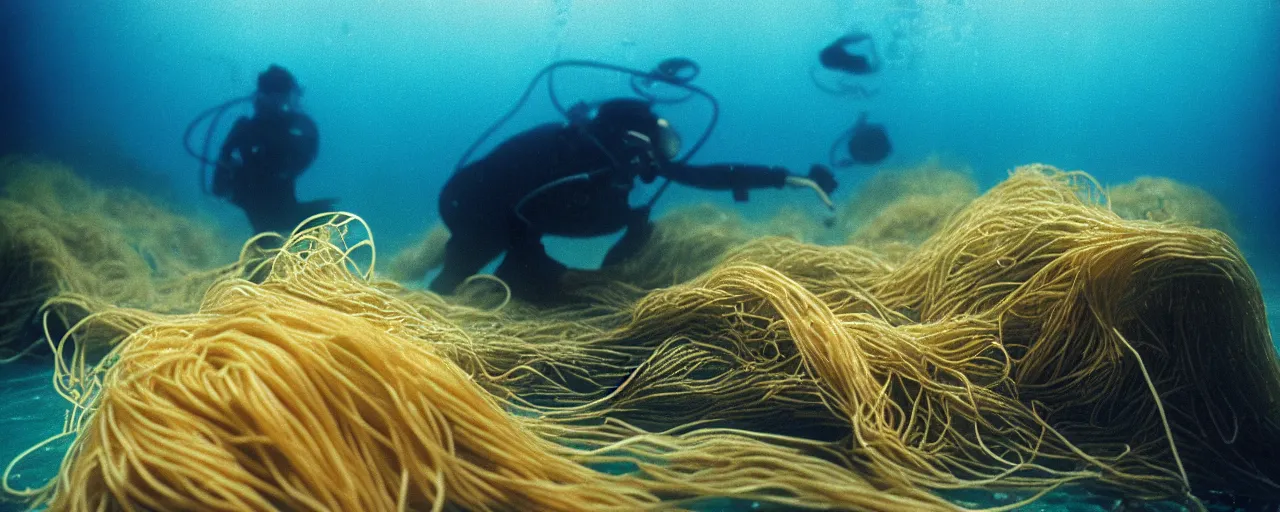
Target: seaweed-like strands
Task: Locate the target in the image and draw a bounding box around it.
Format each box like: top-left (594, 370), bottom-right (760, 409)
top-left (835, 158), bottom-right (978, 249)
top-left (548, 165), bottom-right (1279, 502)
top-left (0, 158), bottom-right (236, 358)
top-left (1108, 175), bottom-right (1235, 235)
top-left (7, 164), bottom-right (1279, 511)
top-left (18, 214), bottom-right (968, 511)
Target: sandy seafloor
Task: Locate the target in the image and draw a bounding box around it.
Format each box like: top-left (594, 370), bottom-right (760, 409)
top-left (0, 258), bottom-right (1276, 512)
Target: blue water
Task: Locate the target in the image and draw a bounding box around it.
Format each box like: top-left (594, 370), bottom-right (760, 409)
top-left (5, 1), bottom-right (1277, 257)
top-left (2, 1), bottom-right (1278, 510)
top-left (0, 362), bottom-right (69, 512)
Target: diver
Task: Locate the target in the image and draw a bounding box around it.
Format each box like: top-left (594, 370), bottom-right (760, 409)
top-left (430, 98), bottom-right (839, 302)
top-left (819, 33), bottom-right (881, 75)
top-left (830, 112), bottom-right (892, 167)
top-left (186, 64), bottom-right (334, 236)
top-left (812, 32), bottom-right (882, 98)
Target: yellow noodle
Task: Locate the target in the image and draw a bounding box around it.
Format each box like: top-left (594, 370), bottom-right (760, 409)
top-left (6, 164), bottom-right (1279, 511)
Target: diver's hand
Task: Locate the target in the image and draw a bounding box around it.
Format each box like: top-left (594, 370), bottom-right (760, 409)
top-left (785, 169), bottom-right (837, 210)
top-left (807, 164), bottom-right (837, 195)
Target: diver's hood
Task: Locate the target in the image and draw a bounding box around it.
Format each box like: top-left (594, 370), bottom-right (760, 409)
top-left (258, 65), bottom-right (299, 95)
top-left (254, 65), bottom-right (304, 115)
top-left (595, 99), bottom-right (682, 161)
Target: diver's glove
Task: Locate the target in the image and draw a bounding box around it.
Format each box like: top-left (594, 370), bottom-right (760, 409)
top-left (784, 164), bottom-right (838, 210)
top-left (808, 164), bottom-right (837, 195)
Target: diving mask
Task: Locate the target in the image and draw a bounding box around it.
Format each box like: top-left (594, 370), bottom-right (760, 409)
top-left (254, 88), bottom-right (303, 115)
top-left (655, 118), bottom-right (682, 161)
top-left (624, 118), bottom-right (682, 162)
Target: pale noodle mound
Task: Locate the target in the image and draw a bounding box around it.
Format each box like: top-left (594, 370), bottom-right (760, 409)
top-left (5, 164), bottom-right (1278, 511)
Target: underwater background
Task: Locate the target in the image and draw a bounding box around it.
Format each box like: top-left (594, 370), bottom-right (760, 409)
top-left (1, 1), bottom-right (1279, 511)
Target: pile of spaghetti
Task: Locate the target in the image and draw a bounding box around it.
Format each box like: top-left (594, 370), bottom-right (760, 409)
top-left (4, 163), bottom-right (1278, 511)
top-left (0, 157), bottom-right (235, 362)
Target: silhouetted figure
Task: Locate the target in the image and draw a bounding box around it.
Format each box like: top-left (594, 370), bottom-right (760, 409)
top-left (212, 65), bottom-right (334, 235)
top-left (846, 113), bottom-right (892, 165)
top-left (819, 33), bottom-right (881, 75)
top-left (812, 33), bottom-right (883, 98)
top-left (431, 99), bottom-right (837, 302)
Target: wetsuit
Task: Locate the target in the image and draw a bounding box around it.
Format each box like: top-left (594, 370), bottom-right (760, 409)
top-left (431, 122), bottom-right (791, 300)
top-left (212, 110), bottom-right (331, 235)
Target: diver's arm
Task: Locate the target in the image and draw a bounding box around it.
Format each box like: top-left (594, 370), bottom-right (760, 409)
top-left (602, 206), bottom-right (653, 267)
top-left (662, 163), bottom-right (837, 209)
top-left (661, 163), bottom-right (789, 201)
top-left (211, 118), bottom-right (250, 198)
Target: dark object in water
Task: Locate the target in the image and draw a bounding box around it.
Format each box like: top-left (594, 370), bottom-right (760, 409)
top-left (819, 33), bottom-right (880, 75)
top-left (848, 118), bottom-right (891, 164)
top-left (812, 33), bottom-right (882, 98)
top-left (459, 58), bottom-right (720, 174)
top-left (184, 64), bottom-right (330, 235)
top-left (829, 112), bottom-right (892, 167)
top-left (431, 97), bottom-right (831, 303)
